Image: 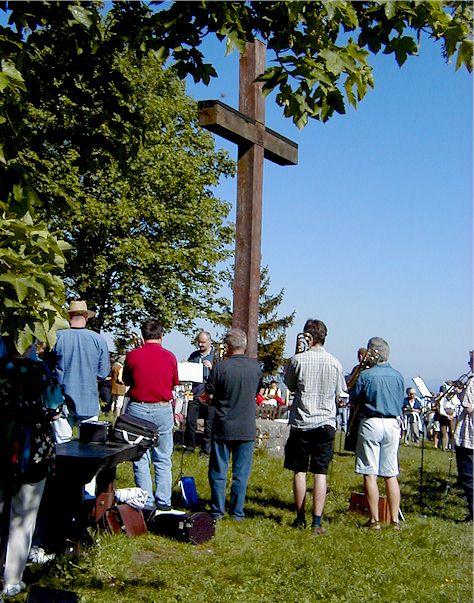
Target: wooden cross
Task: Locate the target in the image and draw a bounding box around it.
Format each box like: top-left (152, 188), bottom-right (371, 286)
top-left (198, 40), bottom-right (298, 358)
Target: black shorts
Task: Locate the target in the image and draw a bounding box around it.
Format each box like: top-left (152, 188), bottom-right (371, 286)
top-left (284, 425), bottom-right (336, 474)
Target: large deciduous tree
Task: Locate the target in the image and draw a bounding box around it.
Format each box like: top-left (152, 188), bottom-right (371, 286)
top-left (19, 47), bottom-right (234, 333)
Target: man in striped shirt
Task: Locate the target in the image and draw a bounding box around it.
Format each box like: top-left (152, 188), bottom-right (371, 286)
top-left (454, 350), bottom-right (473, 522)
top-left (284, 319), bottom-right (346, 535)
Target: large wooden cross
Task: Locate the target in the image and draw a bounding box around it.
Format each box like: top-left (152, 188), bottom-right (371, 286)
top-left (198, 40), bottom-right (298, 358)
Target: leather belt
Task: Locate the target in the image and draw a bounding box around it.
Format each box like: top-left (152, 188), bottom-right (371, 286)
top-left (130, 400), bottom-right (170, 406)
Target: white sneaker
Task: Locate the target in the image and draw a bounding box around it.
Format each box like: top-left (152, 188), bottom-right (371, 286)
top-left (27, 546), bottom-right (56, 564)
top-left (2, 581), bottom-right (26, 596)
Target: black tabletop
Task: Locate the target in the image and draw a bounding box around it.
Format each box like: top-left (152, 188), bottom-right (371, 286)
top-left (55, 440), bottom-right (143, 484)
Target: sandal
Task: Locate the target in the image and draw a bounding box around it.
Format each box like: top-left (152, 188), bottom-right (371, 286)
top-left (369, 520), bottom-right (381, 530)
top-left (391, 521), bottom-right (401, 531)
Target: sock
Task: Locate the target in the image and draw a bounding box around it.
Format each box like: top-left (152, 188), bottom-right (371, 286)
top-left (311, 515), bottom-right (322, 528)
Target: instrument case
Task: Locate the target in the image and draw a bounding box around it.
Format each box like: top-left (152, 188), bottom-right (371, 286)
top-left (79, 420), bottom-right (111, 444)
top-left (147, 511), bottom-right (215, 544)
top-left (110, 413), bottom-right (159, 450)
top-left (102, 503), bottom-right (147, 537)
top-left (349, 491), bottom-right (392, 523)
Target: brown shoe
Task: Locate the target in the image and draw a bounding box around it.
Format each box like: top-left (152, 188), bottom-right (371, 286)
top-left (312, 526), bottom-right (327, 536)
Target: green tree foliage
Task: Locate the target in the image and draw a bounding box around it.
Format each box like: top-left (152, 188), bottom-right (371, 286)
top-left (0, 201), bottom-right (69, 353)
top-left (147, 0), bottom-right (473, 127)
top-left (19, 48), bottom-right (234, 333)
top-left (212, 266), bottom-right (295, 376)
top-left (1, 3), bottom-right (234, 337)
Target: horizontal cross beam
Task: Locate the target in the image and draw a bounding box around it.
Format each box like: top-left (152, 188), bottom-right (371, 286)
top-left (198, 100), bottom-right (298, 166)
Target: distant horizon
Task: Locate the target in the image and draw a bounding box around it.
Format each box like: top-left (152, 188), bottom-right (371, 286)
top-left (101, 329), bottom-right (469, 396)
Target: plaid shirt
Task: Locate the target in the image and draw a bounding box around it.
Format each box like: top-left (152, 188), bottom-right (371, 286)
top-left (285, 346), bottom-right (345, 430)
top-left (454, 376), bottom-right (474, 449)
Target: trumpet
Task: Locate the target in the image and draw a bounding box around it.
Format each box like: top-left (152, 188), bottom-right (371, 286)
top-left (295, 332), bottom-right (314, 354)
top-left (345, 348), bottom-right (381, 390)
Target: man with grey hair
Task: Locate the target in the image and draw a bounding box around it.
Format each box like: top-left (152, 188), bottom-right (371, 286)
top-left (205, 328), bottom-right (262, 520)
top-left (353, 337), bottom-right (404, 530)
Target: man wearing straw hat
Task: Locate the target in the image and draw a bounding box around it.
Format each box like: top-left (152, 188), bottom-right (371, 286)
top-left (53, 300), bottom-right (110, 444)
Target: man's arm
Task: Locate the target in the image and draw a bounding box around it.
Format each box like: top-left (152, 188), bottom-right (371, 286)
top-left (122, 354), bottom-right (132, 386)
top-left (335, 363), bottom-right (347, 398)
top-left (172, 357), bottom-right (180, 389)
top-left (97, 339), bottom-right (111, 381)
top-left (284, 358), bottom-right (297, 392)
top-left (205, 365), bottom-right (217, 402)
top-left (462, 377), bottom-right (474, 413)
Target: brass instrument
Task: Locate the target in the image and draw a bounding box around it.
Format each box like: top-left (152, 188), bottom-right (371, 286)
top-left (345, 348), bottom-right (380, 390)
top-left (435, 371), bottom-right (471, 407)
top-left (214, 342), bottom-right (227, 362)
top-left (130, 331), bottom-right (144, 349)
top-left (344, 347), bottom-right (381, 452)
top-left (295, 332), bottom-right (314, 354)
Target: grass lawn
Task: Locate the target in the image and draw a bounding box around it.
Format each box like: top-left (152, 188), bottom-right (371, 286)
top-left (22, 433), bottom-right (472, 603)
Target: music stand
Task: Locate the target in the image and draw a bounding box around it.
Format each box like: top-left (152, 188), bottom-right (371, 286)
top-left (412, 376), bottom-right (432, 511)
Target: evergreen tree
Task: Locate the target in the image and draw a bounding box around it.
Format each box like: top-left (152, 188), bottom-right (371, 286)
top-left (211, 266), bottom-right (295, 377)
top-left (257, 267), bottom-right (295, 378)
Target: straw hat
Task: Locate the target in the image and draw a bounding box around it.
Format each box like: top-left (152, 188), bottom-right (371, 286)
top-left (67, 300), bottom-right (95, 319)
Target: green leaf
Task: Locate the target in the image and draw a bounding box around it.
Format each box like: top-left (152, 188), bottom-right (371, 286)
top-left (319, 49), bottom-right (345, 76)
top-left (68, 5), bottom-right (93, 29)
top-left (16, 327), bottom-right (34, 356)
top-left (456, 40), bottom-right (473, 72)
top-left (384, 1), bottom-right (398, 20)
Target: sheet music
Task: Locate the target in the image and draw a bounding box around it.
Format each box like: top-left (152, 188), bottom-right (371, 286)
top-left (178, 361), bottom-right (203, 383)
top-left (412, 376), bottom-right (432, 399)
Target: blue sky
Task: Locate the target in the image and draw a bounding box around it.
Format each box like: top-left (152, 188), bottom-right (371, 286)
top-left (166, 33), bottom-right (472, 392)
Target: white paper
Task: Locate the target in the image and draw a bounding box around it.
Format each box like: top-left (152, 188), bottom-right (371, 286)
top-left (178, 361), bottom-right (203, 383)
top-left (412, 376), bottom-right (432, 398)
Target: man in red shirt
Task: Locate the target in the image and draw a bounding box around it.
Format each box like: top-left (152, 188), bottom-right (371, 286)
top-left (123, 318), bottom-right (179, 511)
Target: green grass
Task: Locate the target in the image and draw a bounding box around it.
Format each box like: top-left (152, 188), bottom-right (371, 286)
top-left (21, 434), bottom-right (473, 603)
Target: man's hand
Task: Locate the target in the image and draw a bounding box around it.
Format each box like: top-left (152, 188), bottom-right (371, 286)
top-left (202, 360), bottom-right (212, 370)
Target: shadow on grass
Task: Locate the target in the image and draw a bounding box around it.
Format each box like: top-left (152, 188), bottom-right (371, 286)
top-left (400, 465), bottom-right (466, 521)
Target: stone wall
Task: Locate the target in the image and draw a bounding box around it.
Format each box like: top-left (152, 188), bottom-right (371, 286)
top-left (255, 418), bottom-right (290, 458)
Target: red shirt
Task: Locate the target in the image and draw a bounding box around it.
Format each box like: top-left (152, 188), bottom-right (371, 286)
top-left (123, 342), bottom-right (179, 402)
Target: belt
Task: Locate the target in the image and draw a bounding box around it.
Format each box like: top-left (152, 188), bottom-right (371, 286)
top-left (130, 400), bottom-right (171, 406)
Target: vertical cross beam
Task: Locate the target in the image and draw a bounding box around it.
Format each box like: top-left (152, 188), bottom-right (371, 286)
top-left (198, 41), bottom-right (298, 360)
top-left (232, 40), bottom-right (265, 358)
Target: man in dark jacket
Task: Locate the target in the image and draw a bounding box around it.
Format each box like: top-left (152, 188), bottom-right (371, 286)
top-left (205, 328), bottom-right (261, 521)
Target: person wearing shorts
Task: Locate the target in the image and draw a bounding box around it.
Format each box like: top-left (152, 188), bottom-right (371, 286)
top-left (284, 319), bottom-right (346, 535)
top-left (353, 337), bottom-right (404, 530)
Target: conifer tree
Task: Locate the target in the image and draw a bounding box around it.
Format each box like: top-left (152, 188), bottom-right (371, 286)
top-left (211, 266), bottom-right (294, 377)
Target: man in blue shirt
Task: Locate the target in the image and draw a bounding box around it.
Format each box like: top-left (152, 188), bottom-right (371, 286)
top-left (353, 337), bottom-right (404, 530)
top-left (53, 300), bottom-right (110, 442)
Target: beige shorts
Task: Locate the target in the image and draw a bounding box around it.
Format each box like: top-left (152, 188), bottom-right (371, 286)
top-left (355, 417), bottom-right (400, 477)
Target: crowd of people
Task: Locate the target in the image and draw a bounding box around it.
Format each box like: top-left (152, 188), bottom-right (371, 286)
top-left (0, 301), bottom-right (472, 598)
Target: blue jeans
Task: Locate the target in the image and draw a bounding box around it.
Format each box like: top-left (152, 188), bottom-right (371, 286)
top-left (127, 402), bottom-right (174, 509)
top-left (208, 440), bottom-right (255, 520)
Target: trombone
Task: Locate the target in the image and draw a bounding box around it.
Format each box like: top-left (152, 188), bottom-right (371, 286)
top-left (435, 371), bottom-right (471, 403)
